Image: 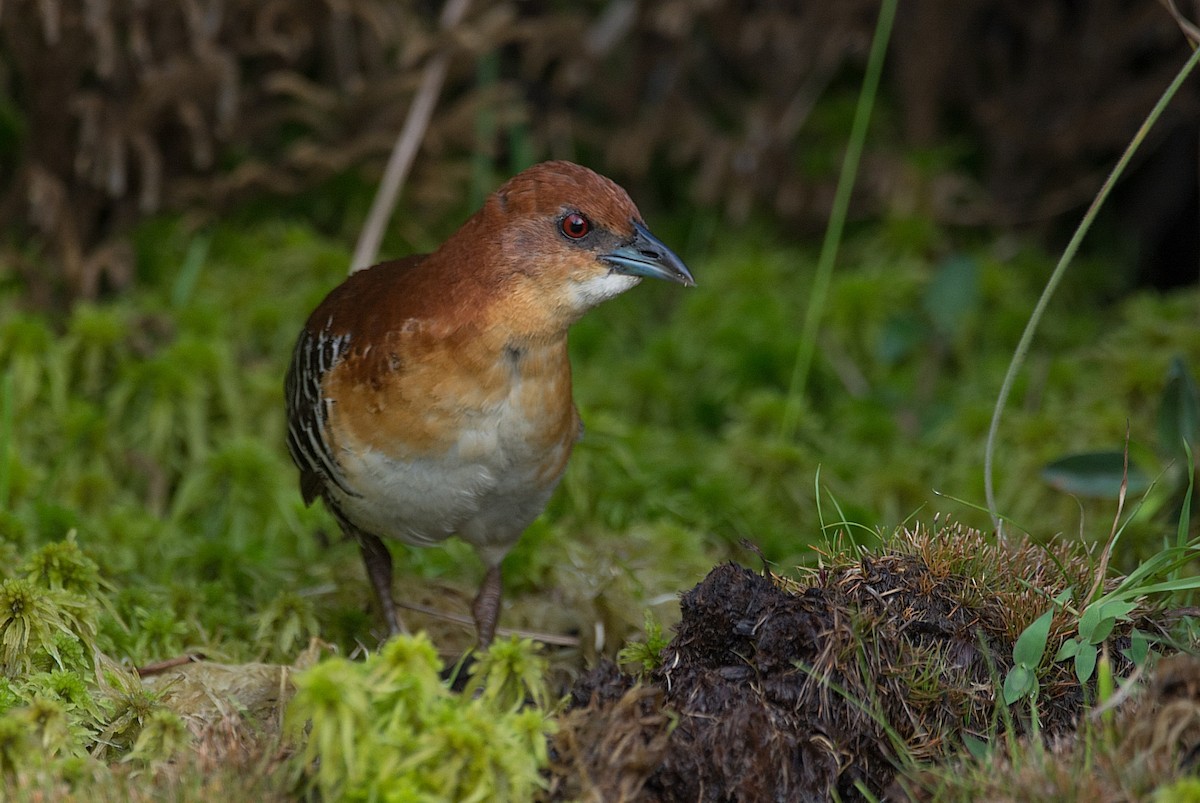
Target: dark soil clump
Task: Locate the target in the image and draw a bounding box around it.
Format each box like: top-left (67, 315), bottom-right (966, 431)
top-left (547, 526), bottom-right (1155, 801)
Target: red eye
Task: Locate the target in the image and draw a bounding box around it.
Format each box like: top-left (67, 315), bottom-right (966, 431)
top-left (561, 212), bottom-right (590, 239)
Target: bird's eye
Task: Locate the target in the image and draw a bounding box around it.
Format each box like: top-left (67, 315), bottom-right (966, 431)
top-left (560, 212), bottom-right (591, 240)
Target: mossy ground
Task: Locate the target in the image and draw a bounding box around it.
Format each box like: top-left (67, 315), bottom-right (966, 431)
top-left (0, 210), bottom-right (1197, 797)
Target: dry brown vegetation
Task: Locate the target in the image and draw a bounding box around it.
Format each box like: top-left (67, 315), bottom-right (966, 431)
top-left (2, 1), bottom-right (1194, 303)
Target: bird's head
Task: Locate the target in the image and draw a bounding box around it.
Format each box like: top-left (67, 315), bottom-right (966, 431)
top-left (459, 161), bottom-right (694, 331)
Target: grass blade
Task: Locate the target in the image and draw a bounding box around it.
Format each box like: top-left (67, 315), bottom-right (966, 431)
top-left (0, 369), bottom-right (10, 506)
top-left (779, 0), bottom-right (897, 439)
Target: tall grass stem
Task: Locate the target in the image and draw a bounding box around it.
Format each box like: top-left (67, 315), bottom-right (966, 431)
top-left (0, 370), bottom-right (10, 506)
top-left (351, 0), bottom-right (470, 273)
top-left (779, 0), bottom-right (897, 439)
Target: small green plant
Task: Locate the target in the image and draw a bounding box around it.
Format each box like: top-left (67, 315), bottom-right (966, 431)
top-left (464, 634), bottom-right (553, 712)
top-left (1004, 439), bottom-right (1197, 721)
top-left (1065, 445), bottom-right (1196, 684)
top-left (1004, 483), bottom-right (1194, 708)
top-left (286, 633), bottom-right (554, 801)
top-left (1002, 593), bottom-right (1062, 705)
top-left (0, 573), bottom-right (98, 678)
top-left (95, 666), bottom-right (171, 757)
top-left (254, 590), bottom-right (320, 661)
top-left (1053, 601), bottom-right (1142, 685)
top-left (617, 610), bottom-right (670, 676)
top-left (23, 533), bottom-right (102, 598)
top-left (124, 708), bottom-right (190, 765)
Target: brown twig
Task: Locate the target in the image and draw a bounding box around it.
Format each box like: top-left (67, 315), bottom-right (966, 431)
top-left (350, 0), bottom-right (471, 273)
top-left (135, 653), bottom-right (206, 677)
top-left (1085, 421), bottom-right (1133, 603)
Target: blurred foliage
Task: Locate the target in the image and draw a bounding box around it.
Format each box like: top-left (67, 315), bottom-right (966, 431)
top-left (564, 223), bottom-right (1200, 562)
top-left (1040, 355), bottom-right (1198, 514)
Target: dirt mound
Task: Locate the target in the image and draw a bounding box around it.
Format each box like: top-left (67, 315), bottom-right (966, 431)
top-left (547, 528), bottom-right (1153, 801)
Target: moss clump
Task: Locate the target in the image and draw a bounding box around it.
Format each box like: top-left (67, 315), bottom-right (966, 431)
top-left (0, 532), bottom-right (189, 788)
top-left (0, 534), bottom-right (101, 678)
top-left (287, 633), bottom-right (554, 801)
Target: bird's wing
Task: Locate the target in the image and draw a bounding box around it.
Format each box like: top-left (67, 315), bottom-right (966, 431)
top-left (285, 324), bottom-right (357, 505)
top-left (285, 254), bottom-right (429, 505)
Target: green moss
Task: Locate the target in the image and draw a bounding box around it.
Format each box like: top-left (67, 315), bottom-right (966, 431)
top-left (287, 633), bottom-right (553, 801)
top-left (617, 610), bottom-right (670, 675)
top-left (125, 709), bottom-right (190, 765)
top-left (0, 712), bottom-right (40, 775)
top-left (1157, 778), bottom-right (1200, 803)
top-left (0, 578), bottom-right (97, 677)
top-left (254, 590), bottom-right (320, 661)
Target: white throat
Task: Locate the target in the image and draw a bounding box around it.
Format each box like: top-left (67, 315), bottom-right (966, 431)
top-left (569, 270), bottom-right (641, 311)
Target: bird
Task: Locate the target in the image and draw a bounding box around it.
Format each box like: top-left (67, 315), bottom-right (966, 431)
top-left (284, 160), bottom-right (694, 648)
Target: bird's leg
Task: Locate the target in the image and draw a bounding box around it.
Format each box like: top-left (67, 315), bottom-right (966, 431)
top-left (472, 564), bottom-right (503, 649)
top-left (357, 532), bottom-right (405, 636)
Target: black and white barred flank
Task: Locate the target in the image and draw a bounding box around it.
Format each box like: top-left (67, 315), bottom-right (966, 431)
top-left (284, 321), bottom-right (358, 504)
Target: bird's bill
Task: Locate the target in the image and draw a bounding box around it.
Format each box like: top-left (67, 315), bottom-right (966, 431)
top-left (602, 221), bottom-right (695, 287)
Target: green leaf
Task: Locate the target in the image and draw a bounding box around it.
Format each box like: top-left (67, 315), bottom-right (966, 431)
top-left (1003, 664), bottom-right (1035, 706)
top-left (962, 733), bottom-right (990, 761)
top-left (1097, 599), bottom-right (1138, 623)
top-left (1054, 638), bottom-right (1081, 662)
top-left (171, 234), bottom-right (211, 309)
top-left (1177, 439), bottom-right (1195, 553)
top-left (1127, 628), bottom-right (1149, 665)
top-left (1097, 649), bottom-right (1114, 708)
top-left (876, 313), bottom-right (925, 365)
top-left (923, 254), bottom-right (979, 339)
top-left (1158, 356), bottom-right (1200, 458)
top-left (1074, 642), bottom-right (1098, 684)
top-left (1041, 452), bottom-right (1152, 498)
top-left (1013, 606), bottom-right (1055, 667)
top-left (1079, 599), bottom-right (1137, 644)
top-left (1111, 548), bottom-right (1190, 597)
top-left (1078, 604), bottom-right (1107, 644)
top-left (1110, 575), bottom-right (1200, 599)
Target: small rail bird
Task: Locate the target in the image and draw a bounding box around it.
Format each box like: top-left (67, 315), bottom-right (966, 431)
top-left (285, 161), bottom-right (694, 647)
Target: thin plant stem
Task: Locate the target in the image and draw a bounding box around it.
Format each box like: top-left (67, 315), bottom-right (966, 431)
top-left (0, 370), bottom-right (10, 506)
top-left (983, 43), bottom-right (1200, 534)
top-left (779, 0), bottom-right (897, 440)
top-left (470, 51), bottom-right (500, 211)
top-left (351, 0), bottom-right (471, 274)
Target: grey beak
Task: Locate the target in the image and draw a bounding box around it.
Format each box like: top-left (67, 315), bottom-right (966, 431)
top-left (601, 221), bottom-right (695, 287)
